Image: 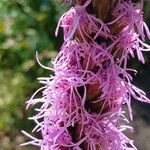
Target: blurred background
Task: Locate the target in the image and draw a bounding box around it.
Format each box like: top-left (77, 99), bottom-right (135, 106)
top-left (0, 0), bottom-right (150, 150)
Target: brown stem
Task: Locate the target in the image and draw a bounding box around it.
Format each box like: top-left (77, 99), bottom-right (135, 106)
top-left (67, 1), bottom-right (124, 149)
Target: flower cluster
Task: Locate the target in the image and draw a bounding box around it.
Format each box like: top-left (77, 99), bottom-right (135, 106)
top-left (22, 0), bottom-right (150, 150)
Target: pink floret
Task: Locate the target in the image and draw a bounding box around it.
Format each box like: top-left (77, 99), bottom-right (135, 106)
top-left (22, 0), bottom-right (150, 149)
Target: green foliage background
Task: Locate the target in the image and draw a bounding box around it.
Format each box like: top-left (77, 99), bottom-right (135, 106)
top-left (0, 0), bottom-right (149, 150)
top-left (0, 0), bottom-right (68, 149)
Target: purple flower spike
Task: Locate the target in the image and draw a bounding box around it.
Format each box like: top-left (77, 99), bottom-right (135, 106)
top-left (22, 0), bottom-right (150, 149)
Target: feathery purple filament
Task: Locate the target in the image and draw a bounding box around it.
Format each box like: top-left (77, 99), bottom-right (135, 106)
top-left (22, 0), bottom-right (150, 149)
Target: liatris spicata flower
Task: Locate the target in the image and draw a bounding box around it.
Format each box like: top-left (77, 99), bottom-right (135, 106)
top-left (21, 0), bottom-right (150, 149)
